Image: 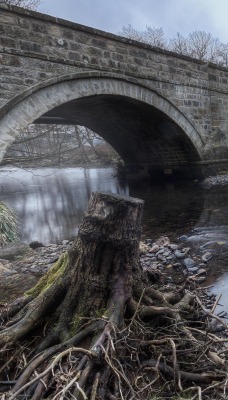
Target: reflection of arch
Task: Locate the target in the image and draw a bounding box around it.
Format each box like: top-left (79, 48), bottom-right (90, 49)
top-left (0, 72), bottom-right (204, 163)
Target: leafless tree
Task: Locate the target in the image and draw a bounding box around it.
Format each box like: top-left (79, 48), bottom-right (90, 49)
top-left (3, 124), bottom-right (120, 167)
top-left (120, 24), bottom-right (167, 48)
top-left (169, 32), bottom-right (189, 56)
top-left (2, 0), bottom-right (40, 10)
top-left (120, 24), bottom-right (228, 66)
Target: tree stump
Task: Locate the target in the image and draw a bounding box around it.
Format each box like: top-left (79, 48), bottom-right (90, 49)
top-left (0, 192), bottom-right (227, 400)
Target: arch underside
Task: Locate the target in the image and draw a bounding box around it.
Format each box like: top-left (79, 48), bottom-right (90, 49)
top-left (35, 94), bottom-right (202, 179)
top-left (0, 76), bottom-right (204, 179)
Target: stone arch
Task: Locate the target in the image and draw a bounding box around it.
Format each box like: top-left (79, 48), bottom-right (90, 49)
top-left (0, 73), bottom-right (204, 172)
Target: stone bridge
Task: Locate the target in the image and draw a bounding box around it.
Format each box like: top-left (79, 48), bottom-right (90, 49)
top-left (1, 3), bottom-right (228, 179)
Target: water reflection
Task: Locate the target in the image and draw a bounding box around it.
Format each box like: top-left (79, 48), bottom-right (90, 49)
top-left (1, 167), bottom-right (228, 248)
top-left (1, 166), bottom-right (228, 309)
top-left (0, 167), bottom-right (128, 244)
top-left (188, 186), bottom-right (228, 244)
top-left (129, 181), bottom-right (204, 241)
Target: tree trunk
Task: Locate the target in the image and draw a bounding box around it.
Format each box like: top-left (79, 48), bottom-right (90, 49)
top-left (0, 192), bottom-right (227, 400)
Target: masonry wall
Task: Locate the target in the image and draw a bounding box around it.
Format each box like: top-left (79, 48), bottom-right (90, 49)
top-left (1, 4), bottom-right (228, 167)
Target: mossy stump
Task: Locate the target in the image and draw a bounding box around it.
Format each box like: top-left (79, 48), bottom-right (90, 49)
top-left (0, 192), bottom-right (227, 400)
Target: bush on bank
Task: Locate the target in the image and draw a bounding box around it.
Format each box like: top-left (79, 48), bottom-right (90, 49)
top-left (0, 202), bottom-right (19, 247)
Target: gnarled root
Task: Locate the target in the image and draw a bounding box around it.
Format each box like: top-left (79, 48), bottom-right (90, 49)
top-left (0, 192), bottom-right (227, 399)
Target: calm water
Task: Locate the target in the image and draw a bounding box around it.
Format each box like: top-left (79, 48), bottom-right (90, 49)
top-left (0, 166), bottom-right (228, 308)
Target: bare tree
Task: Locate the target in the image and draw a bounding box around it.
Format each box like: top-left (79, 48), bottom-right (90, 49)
top-left (3, 124), bottom-right (120, 167)
top-left (120, 24), bottom-right (228, 66)
top-left (169, 32), bottom-right (189, 56)
top-left (143, 25), bottom-right (167, 48)
top-left (120, 23), bottom-right (144, 42)
top-left (1, 0), bottom-right (40, 10)
top-left (120, 24), bottom-right (166, 48)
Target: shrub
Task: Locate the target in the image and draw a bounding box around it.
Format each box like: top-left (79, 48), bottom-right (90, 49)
top-left (0, 201), bottom-right (19, 247)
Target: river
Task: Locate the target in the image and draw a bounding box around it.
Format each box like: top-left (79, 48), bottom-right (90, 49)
top-left (0, 166), bottom-right (228, 309)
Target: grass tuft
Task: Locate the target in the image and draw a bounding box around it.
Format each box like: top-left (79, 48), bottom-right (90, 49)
top-left (0, 201), bottom-right (19, 247)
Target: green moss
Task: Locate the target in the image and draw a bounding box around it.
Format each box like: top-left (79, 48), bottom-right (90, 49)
top-left (26, 252), bottom-right (68, 297)
top-left (70, 313), bottom-right (84, 335)
top-left (95, 307), bottom-right (108, 318)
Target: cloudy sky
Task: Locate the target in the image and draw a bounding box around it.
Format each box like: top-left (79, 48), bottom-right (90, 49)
top-left (38, 0), bottom-right (228, 43)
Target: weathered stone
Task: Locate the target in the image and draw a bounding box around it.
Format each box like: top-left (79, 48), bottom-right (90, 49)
top-left (197, 268), bottom-right (207, 275)
top-left (174, 250), bottom-right (186, 259)
top-left (0, 242), bottom-right (31, 260)
top-left (0, 4), bottom-right (228, 178)
top-left (169, 244), bottom-right (178, 250)
top-left (150, 244), bottom-right (160, 253)
top-left (183, 257), bottom-right (197, 269)
top-left (201, 252), bottom-right (212, 262)
top-left (187, 267), bottom-right (199, 273)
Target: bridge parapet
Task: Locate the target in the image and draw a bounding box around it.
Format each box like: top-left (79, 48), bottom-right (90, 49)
top-left (0, 4), bottom-right (228, 177)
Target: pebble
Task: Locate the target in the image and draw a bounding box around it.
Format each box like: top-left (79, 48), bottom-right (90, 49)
top-left (2, 234), bottom-right (213, 286)
top-left (197, 268), bottom-right (207, 275)
top-left (174, 250), bottom-right (186, 259)
top-left (1, 240), bottom-right (72, 276)
top-left (169, 244), bottom-right (178, 250)
top-left (187, 267), bottom-right (199, 274)
top-left (183, 258), bottom-right (196, 269)
top-left (179, 235), bottom-right (188, 241)
top-left (173, 263), bottom-right (182, 268)
top-left (201, 252), bottom-right (212, 262)
top-left (150, 244), bottom-right (159, 253)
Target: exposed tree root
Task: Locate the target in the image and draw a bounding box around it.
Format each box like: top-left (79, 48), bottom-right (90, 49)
top-left (0, 192), bottom-right (227, 400)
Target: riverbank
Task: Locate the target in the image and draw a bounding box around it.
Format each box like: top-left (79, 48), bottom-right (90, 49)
top-left (0, 235), bottom-right (226, 318)
top-left (202, 172), bottom-right (228, 187)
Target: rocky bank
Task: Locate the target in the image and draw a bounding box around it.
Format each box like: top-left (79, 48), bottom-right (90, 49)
top-left (0, 235), bottom-right (217, 305)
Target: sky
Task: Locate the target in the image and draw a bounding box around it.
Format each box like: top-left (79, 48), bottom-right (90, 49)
top-left (37, 0), bottom-right (228, 43)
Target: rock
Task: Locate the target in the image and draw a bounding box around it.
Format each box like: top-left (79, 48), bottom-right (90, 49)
top-left (139, 242), bottom-right (150, 254)
top-left (151, 262), bottom-right (159, 269)
top-left (150, 244), bottom-right (159, 253)
top-left (49, 256), bottom-right (59, 264)
top-left (201, 252), bottom-right (212, 262)
top-left (29, 241), bottom-right (44, 249)
top-left (182, 247), bottom-right (190, 254)
top-left (157, 249), bottom-right (164, 254)
top-left (208, 320), bottom-right (225, 333)
top-left (194, 276), bottom-right (206, 283)
top-left (145, 253), bottom-right (155, 258)
top-left (173, 263), bottom-right (182, 268)
top-left (197, 268), bottom-right (207, 275)
top-left (30, 265), bottom-right (40, 273)
top-left (0, 258), bottom-right (10, 265)
top-left (157, 254), bottom-right (166, 263)
top-left (24, 256), bottom-right (36, 264)
top-left (62, 240), bottom-right (69, 245)
top-left (179, 235), bottom-right (188, 241)
top-left (187, 267), bottom-right (199, 274)
top-left (183, 257), bottom-right (196, 269)
top-left (174, 250), bottom-right (186, 259)
top-left (168, 244), bottom-right (178, 250)
top-left (3, 269), bottom-right (17, 276)
top-left (0, 242), bottom-right (31, 260)
top-left (156, 236), bottom-right (170, 247)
